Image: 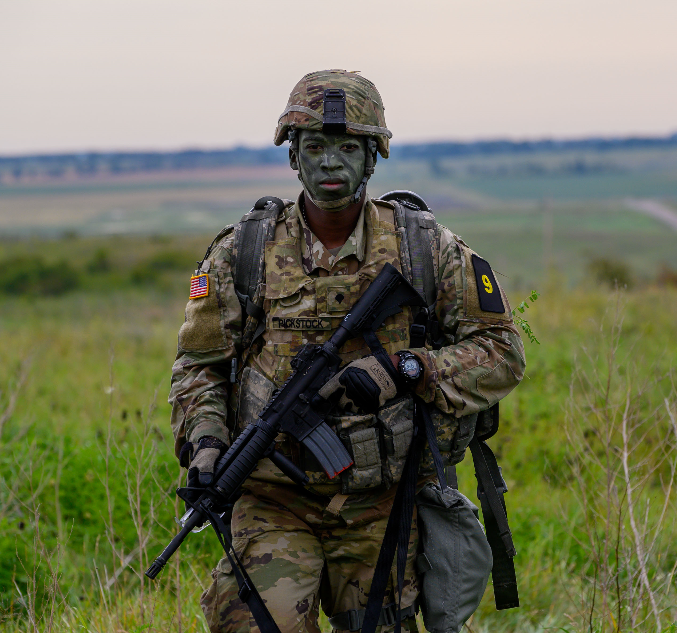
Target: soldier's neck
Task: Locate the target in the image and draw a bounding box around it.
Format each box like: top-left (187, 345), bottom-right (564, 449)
top-left (302, 192), bottom-right (364, 250)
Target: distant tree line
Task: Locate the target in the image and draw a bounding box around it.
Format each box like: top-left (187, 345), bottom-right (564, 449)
top-left (390, 133), bottom-right (677, 160)
top-left (1, 133), bottom-right (676, 183)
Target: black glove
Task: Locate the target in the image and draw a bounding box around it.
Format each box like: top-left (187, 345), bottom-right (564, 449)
top-left (180, 435), bottom-right (227, 488)
top-left (318, 355), bottom-right (400, 413)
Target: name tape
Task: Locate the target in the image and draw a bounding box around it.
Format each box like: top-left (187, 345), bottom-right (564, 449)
top-left (271, 316), bottom-right (332, 330)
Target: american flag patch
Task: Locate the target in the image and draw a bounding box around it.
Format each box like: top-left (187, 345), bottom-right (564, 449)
top-left (189, 274), bottom-right (209, 299)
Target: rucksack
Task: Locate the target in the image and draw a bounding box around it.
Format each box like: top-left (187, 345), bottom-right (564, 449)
top-left (225, 191), bottom-right (519, 613)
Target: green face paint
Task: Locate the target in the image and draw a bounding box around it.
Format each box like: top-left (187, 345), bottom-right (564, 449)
top-left (296, 130), bottom-right (367, 204)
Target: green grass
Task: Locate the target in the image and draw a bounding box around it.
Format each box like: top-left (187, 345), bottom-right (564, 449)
top-left (0, 231), bottom-right (677, 632)
top-left (1, 144), bottom-right (676, 631)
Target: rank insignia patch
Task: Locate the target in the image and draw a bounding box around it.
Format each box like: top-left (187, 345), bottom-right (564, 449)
top-left (189, 274), bottom-right (209, 300)
top-left (471, 254), bottom-right (504, 313)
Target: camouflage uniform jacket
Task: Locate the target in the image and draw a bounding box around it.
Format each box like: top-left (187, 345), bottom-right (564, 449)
top-left (169, 194), bottom-right (526, 488)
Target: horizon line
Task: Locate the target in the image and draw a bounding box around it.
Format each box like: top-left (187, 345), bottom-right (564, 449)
top-left (2, 130), bottom-right (677, 161)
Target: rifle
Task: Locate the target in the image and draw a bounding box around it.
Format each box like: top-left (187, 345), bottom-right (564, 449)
top-left (146, 262), bottom-right (426, 580)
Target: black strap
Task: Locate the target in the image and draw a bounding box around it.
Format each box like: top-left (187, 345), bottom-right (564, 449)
top-left (329, 604), bottom-right (417, 632)
top-left (445, 465), bottom-right (458, 490)
top-left (233, 198), bottom-right (284, 349)
top-left (409, 310), bottom-right (428, 348)
top-left (469, 437), bottom-right (520, 610)
top-left (362, 421), bottom-right (422, 633)
top-left (418, 400), bottom-right (447, 489)
top-left (206, 508), bottom-right (282, 633)
top-left (235, 200), bottom-right (280, 302)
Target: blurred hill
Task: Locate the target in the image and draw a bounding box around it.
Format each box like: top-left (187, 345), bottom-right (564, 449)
top-left (2, 133), bottom-right (677, 181)
top-left (0, 134), bottom-right (677, 185)
top-left (1, 134), bottom-right (676, 288)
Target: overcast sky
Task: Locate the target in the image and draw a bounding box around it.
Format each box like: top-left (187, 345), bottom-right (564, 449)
top-left (1, 0), bottom-right (676, 154)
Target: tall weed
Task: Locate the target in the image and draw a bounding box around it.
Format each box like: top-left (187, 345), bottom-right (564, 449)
top-left (562, 292), bottom-right (676, 631)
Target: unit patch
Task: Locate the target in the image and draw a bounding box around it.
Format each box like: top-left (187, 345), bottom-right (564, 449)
top-left (471, 254), bottom-right (504, 313)
top-left (189, 274), bottom-right (209, 299)
top-left (271, 316), bottom-right (331, 330)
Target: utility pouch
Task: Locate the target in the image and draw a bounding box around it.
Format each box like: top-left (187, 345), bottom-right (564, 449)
top-left (378, 396), bottom-right (414, 487)
top-left (337, 417), bottom-right (381, 493)
top-left (416, 482), bottom-right (493, 633)
top-left (237, 366), bottom-right (276, 431)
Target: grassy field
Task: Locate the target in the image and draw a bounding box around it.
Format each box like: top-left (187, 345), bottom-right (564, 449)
top-left (0, 229), bottom-right (675, 632)
top-left (1, 147), bottom-right (676, 631)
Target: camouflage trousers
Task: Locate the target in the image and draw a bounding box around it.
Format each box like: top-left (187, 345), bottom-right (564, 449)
top-left (201, 480), bottom-right (420, 633)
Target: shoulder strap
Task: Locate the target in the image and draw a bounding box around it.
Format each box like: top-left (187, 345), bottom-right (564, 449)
top-left (233, 196), bottom-right (285, 305)
top-left (377, 193), bottom-right (443, 348)
top-left (362, 405), bottom-right (423, 633)
top-left (392, 201), bottom-right (439, 310)
top-left (233, 196), bottom-right (289, 349)
top-left (195, 224), bottom-right (235, 275)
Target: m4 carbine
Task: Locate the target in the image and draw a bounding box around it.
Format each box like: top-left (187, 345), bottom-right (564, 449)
top-left (146, 263), bottom-right (426, 579)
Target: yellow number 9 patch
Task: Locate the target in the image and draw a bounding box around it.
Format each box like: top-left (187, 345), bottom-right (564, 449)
top-left (481, 274), bottom-right (493, 294)
top-left (471, 253), bottom-right (505, 313)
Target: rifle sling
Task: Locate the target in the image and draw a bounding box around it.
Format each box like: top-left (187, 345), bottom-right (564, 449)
top-left (361, 418), bottom-right (422, 633)
top-left (206, 508), bottom-right (283, 633)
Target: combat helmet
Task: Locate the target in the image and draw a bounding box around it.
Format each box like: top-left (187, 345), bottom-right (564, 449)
top-left (275, 70), bottom-right (392, 208)
top-left (274, 69), bottom-right (391, 157)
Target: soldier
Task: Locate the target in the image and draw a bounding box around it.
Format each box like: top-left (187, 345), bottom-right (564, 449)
top-left (169, 70), bottom-right (526, 633)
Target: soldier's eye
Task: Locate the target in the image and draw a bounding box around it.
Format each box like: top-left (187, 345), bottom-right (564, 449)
top-left (341, 143), bottom-right (359, 152)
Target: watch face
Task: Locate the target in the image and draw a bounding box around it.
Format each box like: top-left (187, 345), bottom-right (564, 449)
top-left (402, 357), bottom-right (421, 379)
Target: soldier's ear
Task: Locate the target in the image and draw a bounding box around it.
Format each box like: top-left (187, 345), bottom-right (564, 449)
top-left (289, 148), bottom-right (299, 171)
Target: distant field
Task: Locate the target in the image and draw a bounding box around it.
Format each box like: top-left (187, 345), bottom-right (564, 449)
top-left (1, 145), bottom-right (676, 290)
top-left (372, 146), bottom-right (677, 201)
top-left (0, 165), bottom-right (299, 236)
top-left (435, 202), bottom-right (677, 289)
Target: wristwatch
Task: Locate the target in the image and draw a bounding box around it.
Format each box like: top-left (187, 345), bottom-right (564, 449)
top-left (395, 350), bottom-right (423, 382)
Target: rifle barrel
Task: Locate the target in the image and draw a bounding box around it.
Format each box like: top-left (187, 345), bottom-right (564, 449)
top-left (145, 507), bottom-right (205, 579)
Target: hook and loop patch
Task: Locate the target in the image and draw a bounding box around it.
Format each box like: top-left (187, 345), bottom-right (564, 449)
top-left (471, 255), bottom-right (504, 313)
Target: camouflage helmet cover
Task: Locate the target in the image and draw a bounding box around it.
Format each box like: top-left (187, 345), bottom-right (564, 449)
top-left (274, 69), bottom-right (392, 159)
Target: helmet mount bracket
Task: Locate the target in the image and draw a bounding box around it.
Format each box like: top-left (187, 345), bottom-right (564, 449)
top-left (322, 89), bottom-right (347, 135)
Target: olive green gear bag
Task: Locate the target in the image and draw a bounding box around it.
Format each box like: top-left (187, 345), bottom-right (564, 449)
top-left (416, 483), bottom-right (493, 633)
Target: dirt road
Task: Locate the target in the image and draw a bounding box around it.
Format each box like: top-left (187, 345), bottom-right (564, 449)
top-left (624, 198), bottom-right (677, 232)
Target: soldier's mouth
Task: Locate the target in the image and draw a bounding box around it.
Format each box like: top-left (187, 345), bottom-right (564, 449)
top-left (319, 179), bottom-right (345, 190)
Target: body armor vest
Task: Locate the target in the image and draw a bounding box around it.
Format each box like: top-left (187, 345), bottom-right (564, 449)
top-left (232, 199), bottom-right (475, 494)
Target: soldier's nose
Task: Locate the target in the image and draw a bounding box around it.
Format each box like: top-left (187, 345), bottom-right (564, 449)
top-left (321, 151), bottom-right (342, 171)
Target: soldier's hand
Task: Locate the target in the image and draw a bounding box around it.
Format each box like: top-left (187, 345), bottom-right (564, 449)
top-left (180, 436), bottom-right (227, 487)
top-left (318, 355), bottom-right (400, 413)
